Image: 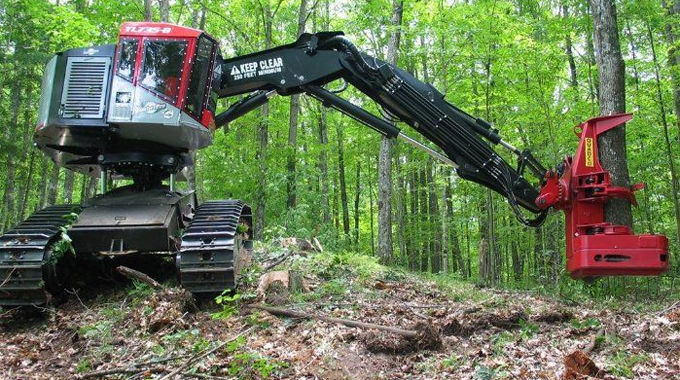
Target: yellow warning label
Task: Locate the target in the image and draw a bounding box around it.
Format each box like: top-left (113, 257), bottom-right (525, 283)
top-left (585, 137), bottom-right (594, 167)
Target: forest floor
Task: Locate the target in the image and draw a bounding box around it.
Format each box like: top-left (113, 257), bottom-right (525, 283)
top-left (0, 241), bottom-right (678, 380)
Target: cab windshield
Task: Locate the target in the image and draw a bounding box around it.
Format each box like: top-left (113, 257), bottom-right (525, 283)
top-left (139, 39), bottom-right (187, 102)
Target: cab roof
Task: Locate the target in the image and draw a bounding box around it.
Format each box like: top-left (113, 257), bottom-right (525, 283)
top-left (119, 22), bottom-right (215, 40)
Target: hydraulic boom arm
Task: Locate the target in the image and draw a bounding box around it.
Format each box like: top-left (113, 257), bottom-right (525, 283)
top-left (213, 32), bottom-right (548, 226)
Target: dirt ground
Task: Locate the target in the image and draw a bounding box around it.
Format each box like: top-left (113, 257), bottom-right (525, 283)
top-left (1, 249), bottom-right (678, 380)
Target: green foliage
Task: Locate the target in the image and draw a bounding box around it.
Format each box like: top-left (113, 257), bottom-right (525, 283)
top-left (212, 291), bottom-right (242, 320)
top-left (223, 336), bottom-right (287, 379)
top-left (49, 211), bottom-right (79, 265)
top-left (127, 281), bottom-right (154, 303)
top-left (490, 331), bottom-right (514, 356)
top-left (0, 0), bottom-right (678, 301)
top-left (474, 365), bottom-right (506, 380)
top-left (441, 355), bottom-right (461, 370)
top-left (569, 317), bottom-right (602, 330)
top-left (75, 359), bottom-right (91, 373)
top-left (519, 320), bottom-right (539, 339)
top-left (608, 352), bottom-right (649, 378)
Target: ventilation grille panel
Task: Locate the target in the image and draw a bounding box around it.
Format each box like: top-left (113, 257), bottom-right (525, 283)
top-left (60, 57), bottom-right (110, 119)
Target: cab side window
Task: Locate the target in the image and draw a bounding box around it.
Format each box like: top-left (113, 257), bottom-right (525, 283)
top-left (117, 38), bottom-right (138, 81)
top-left (185, 36), bottom-right (215, 117)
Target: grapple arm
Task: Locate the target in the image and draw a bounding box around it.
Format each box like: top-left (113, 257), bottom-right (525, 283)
top-left (214, 32), bottom-right (547, 225)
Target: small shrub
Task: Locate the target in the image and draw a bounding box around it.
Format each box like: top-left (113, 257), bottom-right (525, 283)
top-left (212, 292), bottom-right (241, 320)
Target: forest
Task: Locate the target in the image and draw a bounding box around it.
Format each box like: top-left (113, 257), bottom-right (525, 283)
top-left (2, 0), bottom-right (679, 296)
top-left (0, 0), bottom-right (679, 378)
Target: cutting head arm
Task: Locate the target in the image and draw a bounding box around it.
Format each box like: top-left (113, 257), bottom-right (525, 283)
top-left (213, 32), bottom-right (548, 226)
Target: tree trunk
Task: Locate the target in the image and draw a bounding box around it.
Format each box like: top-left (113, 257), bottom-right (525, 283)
top-left (440, 177), bottom-right (449, 274)
top-left (647, 23), bottom-right (680, 249)
top-left (19, 150), bottom-right (36, 221)
top-left (336, 124), bottom-right (350, 241)
top-left (63, 170), bottom-right (75, 204)
top-left (369, 162), bottom-right (376, 256)
top-left (0, 79), bottom-right (22, 231)
top-left (378, 0), bottom-right (403, 264)
top-left (624, 21), bottom-right (655, 233)
top-left (353, 161), bottom-right (361, 248)
top-left (409, 169), bottom-right (419, 270)
top-left (144, 0), bottom-right (153, 21)
top-left (317, 0), bottom-right (331, 226)
top-left (38, 157), bottom-right (49, 209)
top-left (378, 137), bottom-right (394, 262)
top-left (563, 5), bottom-right (578, 90)
top-left (427, 159), bottom-right (441, 273)
top-left (286, 0), bottom-right (309, 210)
top-left (254, 2), bottom-right (276, 240)
top-left (418, 169), bottom-right (428, 272)
top-left (590, 0), bottom-right (632, 228)
top-left (158, 0), bottom-right (170, 22)
top-left (664, 0), bottom-right (680, 139)
top-left (47, 162), bottom-right (60, 206)
top-left (445, 178), bottom-right (465, 274)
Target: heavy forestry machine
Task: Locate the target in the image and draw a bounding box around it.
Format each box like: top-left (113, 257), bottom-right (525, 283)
top-left (0, 22), bottom-right (669, 306)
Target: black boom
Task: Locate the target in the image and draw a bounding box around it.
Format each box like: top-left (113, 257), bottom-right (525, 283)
top-left (213, 32), bottom-right (548, 226)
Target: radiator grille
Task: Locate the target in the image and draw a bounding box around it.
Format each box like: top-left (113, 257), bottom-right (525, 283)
top-left (60, 57), bottom-right (110, 119)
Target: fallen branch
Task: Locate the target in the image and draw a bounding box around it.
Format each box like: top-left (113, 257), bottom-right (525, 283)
top-left (116, 266), bottom-right (164, 290)
top-left (158, 326), bottom-right (254, 380)
top-left (262, 251), bottom-right (294, 272)
top-left (79, 366), bottom-right (165, 379)
top-left (250, 304), bottom-right (418, 338)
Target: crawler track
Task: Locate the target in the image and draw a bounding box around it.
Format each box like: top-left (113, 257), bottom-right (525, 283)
top-left (0, 205), bottom-right (77, 306)
top-left (178, 200), bottom-right (252, 294)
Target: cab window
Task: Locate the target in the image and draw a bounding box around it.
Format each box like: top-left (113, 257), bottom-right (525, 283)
top-left (185, 36), bottom-right (215, 117)
top-left (117, 38), bottom-right (138, 81)
top-left (140, 39), bottom-right (187, 102)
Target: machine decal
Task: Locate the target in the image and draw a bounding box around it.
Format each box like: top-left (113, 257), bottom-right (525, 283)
top-left (140, 101), bottom-right (167, 114)
top-left (124, 26), bottom-right (172, 34)
top-left (230, 57), bottom-right (284, 80)
top-left (584, 137), bottom-right (594, 167)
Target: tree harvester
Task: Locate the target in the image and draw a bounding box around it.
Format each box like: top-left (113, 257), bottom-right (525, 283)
top-left (0, 22), bottom-right (669, 306)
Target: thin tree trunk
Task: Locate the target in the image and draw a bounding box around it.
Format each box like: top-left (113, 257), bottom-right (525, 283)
top-left (318, 0), bottom-right (331, 226)
top-left (445, 178), bottom-right (464, 274)
top-left (409, 169), bottom-right (419, 270)
top-left (144, 0), bottom-right (153, 21)
top-left (254, 2), bottom-right (277, 240)
top-left (38, 157), bottom-right (49, 209)
top-left (63, 170), bottom-right (75, 204)
top-left (590, 0), bottom-right (633, 228)
top-left (625, 21), bottom-right (656, 233)
top-left (353, 161), bottom-right (361, 247)
top-left (418, 169), bottom-right (428, 272)
top-left (19, 150), bottom-right (36, 221)
top-left (369, 162), bottom-right (375, 256)
top-left (1, 78), bottom-right (23, 231)
top-left (378, 0), bottom-right (403, 264)
top-left (158, 0), bottom-right (169, 22)
top-left (664, 0), bottom-right (680, 139)
top-left (563, 5), bottom-right (578, 90)
top-left (647, 23), bottom-right (680, 249)
top-left (427, 159), bottom-right (441, 273)
top-left (336, 124), bottom-right (350, 241)
top-left (47, 162), bottom-right (60, 206)
top-left (286, 0), bottom-right (309, 210)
